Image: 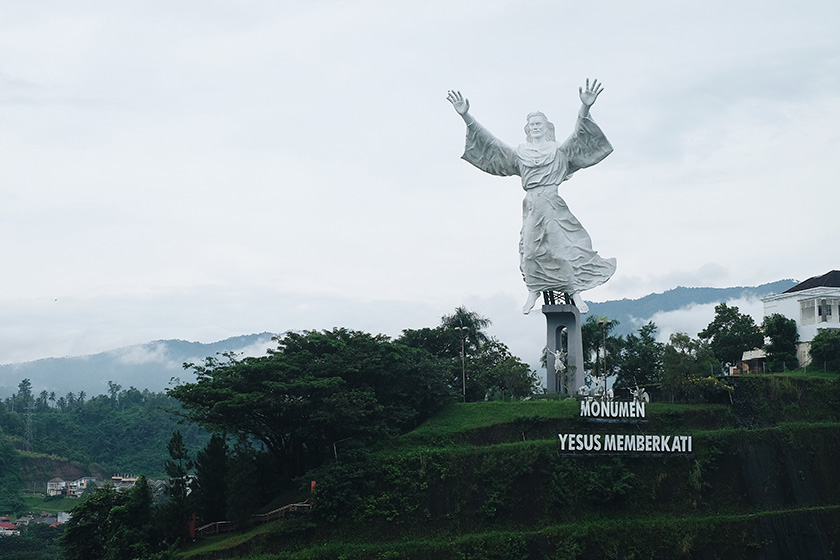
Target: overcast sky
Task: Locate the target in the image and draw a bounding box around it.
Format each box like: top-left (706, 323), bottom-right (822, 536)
top-left (1, 1), bottom-right (838, 369)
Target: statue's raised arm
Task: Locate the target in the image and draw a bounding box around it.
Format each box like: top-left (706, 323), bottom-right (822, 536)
top-left (446, 90), bottom-right (469, 114)
top-left (578, 78), bottom-right (603, 117)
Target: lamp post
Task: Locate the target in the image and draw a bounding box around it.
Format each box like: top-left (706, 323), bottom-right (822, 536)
top-left (454, 326), bottom-right (468, 402)
top-left (598, 319), bottom-right (612, 399)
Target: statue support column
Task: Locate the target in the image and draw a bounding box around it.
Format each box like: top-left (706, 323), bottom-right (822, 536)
top-left (542, 304), bottom-right (585, 394)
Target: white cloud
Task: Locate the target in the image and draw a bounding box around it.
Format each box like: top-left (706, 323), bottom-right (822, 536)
top-left (0, 0), bottom-right (838, 367)
top-left (647, 297), bottom-right (765, 344)
top-left (112, 342), bottom-right (176, 367)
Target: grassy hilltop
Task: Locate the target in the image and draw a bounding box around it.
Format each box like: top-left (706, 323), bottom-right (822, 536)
top-left (181, 373), bottom-right (840, 560)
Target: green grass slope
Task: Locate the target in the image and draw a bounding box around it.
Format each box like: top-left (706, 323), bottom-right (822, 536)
top-left (180, 374), bottom-right (840, 560)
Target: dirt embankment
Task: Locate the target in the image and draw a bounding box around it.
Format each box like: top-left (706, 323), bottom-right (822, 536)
top-left (20, 455), bottom-right (104, 486)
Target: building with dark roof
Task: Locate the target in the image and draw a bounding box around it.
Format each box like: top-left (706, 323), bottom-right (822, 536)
top-left (761, 270), bottom-right (840, 365)
top-left (782, 270), bottom-right (840, 293)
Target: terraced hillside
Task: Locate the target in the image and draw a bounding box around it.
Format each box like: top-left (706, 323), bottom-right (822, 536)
top-left (181, 374), bottom-right (840, 560)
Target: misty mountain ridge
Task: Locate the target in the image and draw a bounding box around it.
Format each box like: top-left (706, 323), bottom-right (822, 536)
top-left (587, 279), bottom-right (797, 336)
top-left (0, 332), bottom-right (279, 400)
top-left (0, 279), bottom-right (798, 398)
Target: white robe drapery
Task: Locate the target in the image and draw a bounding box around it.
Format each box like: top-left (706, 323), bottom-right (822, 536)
top-left (462, 115), bottom-right (616, 294)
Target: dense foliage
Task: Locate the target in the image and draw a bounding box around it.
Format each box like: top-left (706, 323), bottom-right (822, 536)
top-left (698, 302), bottom-right (763, 366)
top-left (762, 313), bottom-right (799, 371)
top-left (61, 476), bottom-right (174, 560)
top-left (810, 328), bottom-right (840, 372)
top-left (0, 523), bottom-right (64, 560)
top-left (398, 306), bottom-right (540, 401)
top-left (169, 328), bottom-right (458, 484)
top-left (278, 383), bottom-right (840, 560)
top-left (0, 382), bottom-right (206, 477)
top-left (661, 333), bottom-right (727, 402)
top-left (612, 321), bottom-right (663, 389)
top-left (193, 433), bottom-right (229, 523)
top-left (0, 427), bottom-right (25, 513)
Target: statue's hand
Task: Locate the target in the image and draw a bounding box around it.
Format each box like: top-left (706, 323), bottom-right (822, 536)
top-left (446, 90), bottom-right (470, 115)
top-left (578, 78), bottom-right (604, 107)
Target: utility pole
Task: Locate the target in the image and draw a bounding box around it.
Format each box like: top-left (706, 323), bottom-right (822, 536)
top-left (454, 326), bottom-right (468, 402)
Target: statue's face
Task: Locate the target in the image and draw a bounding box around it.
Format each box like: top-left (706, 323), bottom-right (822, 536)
top-left (528, 115), bottom-right (547, 140)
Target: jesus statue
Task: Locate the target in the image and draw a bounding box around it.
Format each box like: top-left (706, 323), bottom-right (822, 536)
top-left (447, 79), bottom-right (616, 314)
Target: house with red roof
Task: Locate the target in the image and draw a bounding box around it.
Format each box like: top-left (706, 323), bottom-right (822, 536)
top-left (0, 520), bottom-right (20, 536)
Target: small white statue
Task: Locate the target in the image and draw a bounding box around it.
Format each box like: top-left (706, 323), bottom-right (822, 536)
top-left (630, 384), bottom-right (650, 404)
top-left (447, 80), bottom-right (616, 314)
top-left (552, 349), bottom-right (567, 373)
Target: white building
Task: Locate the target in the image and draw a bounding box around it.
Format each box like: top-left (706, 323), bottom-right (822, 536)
top-left (46, 476), bottom-right (99, 497)
top-left (761, 270), bottom-right (840, 365)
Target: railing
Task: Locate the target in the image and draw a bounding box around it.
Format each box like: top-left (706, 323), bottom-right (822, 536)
top-left (195, 520), bottom-right (236, 537)
top-left (195, 500), bottom-right (312, 537)
top-left (250, 501), bottom-right (312, 524)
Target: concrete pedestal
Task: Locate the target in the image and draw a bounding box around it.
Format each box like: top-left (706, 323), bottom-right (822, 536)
top-left (542, 304), bottom-right (585, 394)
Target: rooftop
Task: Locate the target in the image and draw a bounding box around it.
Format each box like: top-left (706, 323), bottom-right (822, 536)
top-left (783, 270), bottom-right (840, 293)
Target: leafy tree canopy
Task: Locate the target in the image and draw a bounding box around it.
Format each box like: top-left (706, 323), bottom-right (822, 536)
top-left (698, 303), bottom-right (763, 366)
top-left (809, 329), bottom-right (840, 372)
top-left (762, 313), bottom-right (799, 372)
top-left (468, 338), bottom-right (541, 400)
top-left (194, 433), bottom-right (228, 524)
top-left (0, 427), bottom-right (25, 513)
top-left (399, 307), bottom-right (539, 401)
top-left (168, 328), bottom-right (455, 479)
top-left (581, 316), bottom-right (622, 378)
top-left (661, 333), bottom-right (724, 403)
top-left (440, 306), bottom-right (492, 353)
top-left (62, 476), bottom-right (170, 560)
top-left (615, 322), bottom-right (663, 389)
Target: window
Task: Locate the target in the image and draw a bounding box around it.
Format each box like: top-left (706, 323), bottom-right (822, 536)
top-left (824, 299), bottom-right (840, 323)
top-left (801, 299), bottom-right (815, 325)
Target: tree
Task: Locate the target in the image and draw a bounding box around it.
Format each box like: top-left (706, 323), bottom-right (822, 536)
top-left (581, 316), bottom-right (622, 379)
top-left (400, 307), bottom-right (539, 401)
top-left (106, 475), bottom-right (156, 560)
top-left (0, 428), bottom-right (25, 514)
top-left (194, 433), bottom-right (228, 524)
top-left (225, 435), bottom-right (267, 527)
top-left (397, 327), bottom-right (460, 360)
top-left (62, 478), bottom-right (168, 560)
top-left (440, 306), bottom-right (492, 354)
top-left (615, 322), bottom-right (663, 389)
top-left (62, 485), bottom-right (121, 560)
top-left (163, 430), bottom-right (194, 541)
top-left (698, 303), bottom-right (763, 368)
top-left (169, 329), bottom-right (455, 482)
top-left (468, 338), bottom-right (540, 400)
top-left (809, 329), bottom-right (840, 372)
top-left (661, 333), bottom-right (722, 403)
top-left (37, 390), bottom-right (50, 412)
top-left (762, 313), bottom-right (799, 372)
top-left (9, 378), bottom-right (34, 412)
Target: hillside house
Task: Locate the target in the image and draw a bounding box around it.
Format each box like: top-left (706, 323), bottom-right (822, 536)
top-left (46, 477), bottom-right (65, 496)
top-left (46, 476), bottom-right (99, 497)
top-left (0, 520), bottom-right (20, 536)
top-left (760, 270), bottom-right (840, 366)
top-left (112, 475), bottom-right (139, 490)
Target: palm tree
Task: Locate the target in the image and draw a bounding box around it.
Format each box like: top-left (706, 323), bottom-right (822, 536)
top-left (440, 306), bottom-right (493, 402)
top-left (440, 306), bottom-right (491, 354)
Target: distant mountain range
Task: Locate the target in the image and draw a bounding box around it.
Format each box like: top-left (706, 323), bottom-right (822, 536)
top-left (0, 332), bottom-right (279, 400)
top-left (587, 279), bottom-right (797, 337)
top-left (0, 279), bottom-right (799, 398)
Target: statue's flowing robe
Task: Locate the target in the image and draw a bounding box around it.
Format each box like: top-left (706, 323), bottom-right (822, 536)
top-left (462, 115), bottom-right (616, 294)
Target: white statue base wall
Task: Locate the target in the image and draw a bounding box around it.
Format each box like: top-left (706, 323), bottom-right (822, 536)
top-left (542, 304), bottom-right (585, 394)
